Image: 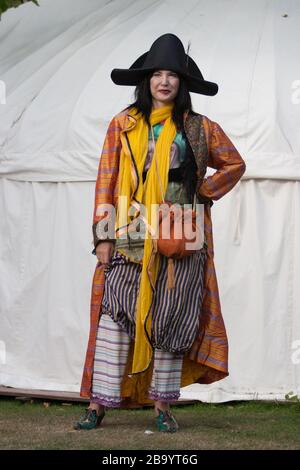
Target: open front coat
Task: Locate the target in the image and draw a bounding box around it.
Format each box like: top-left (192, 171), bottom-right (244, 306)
top-left (80, 109), bottom-right (246, 405)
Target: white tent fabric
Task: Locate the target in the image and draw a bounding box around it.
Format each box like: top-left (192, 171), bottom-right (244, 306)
top-left (1, 0), bottom-right (300, 401)
top-left (1, 0), bottom-right (300, 181)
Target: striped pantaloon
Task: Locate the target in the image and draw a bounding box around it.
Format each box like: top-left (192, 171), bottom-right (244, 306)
top-left (91, 247), bottom-right (207, 408)
top-left (91, 313), bottom-right (184, 407)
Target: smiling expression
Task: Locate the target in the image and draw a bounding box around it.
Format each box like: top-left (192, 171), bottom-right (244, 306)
top-left (150, 69), bottom-right (180, 108)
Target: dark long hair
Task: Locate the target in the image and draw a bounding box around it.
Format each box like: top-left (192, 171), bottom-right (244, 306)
top-left (126, 72), bottom-right (197, 203)
top-left (127, 72), bottom-right (192, 131)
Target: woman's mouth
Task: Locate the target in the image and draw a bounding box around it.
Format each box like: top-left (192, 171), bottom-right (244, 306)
top-left (158, 90), bottom-right (171, 95)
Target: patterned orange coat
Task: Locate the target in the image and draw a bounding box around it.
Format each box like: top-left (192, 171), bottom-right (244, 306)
top-left (80, 109), bottom-right (246, 405)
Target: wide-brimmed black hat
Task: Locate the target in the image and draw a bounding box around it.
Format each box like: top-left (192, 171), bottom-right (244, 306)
top-left (111, 33), bottom-right (218, 96)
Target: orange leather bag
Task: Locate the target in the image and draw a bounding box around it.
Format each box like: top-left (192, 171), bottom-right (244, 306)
top-left (150, 127), bottom-right (204, 289)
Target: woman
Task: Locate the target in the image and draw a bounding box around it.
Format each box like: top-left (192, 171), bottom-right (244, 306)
top-left (75, 34), bottom-right (246, 432)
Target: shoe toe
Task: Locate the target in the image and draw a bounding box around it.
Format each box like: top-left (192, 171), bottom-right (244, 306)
top-left (73, 408), bottom-right (105, 431)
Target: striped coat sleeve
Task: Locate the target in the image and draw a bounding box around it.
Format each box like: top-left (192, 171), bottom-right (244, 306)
top-left (92, 116), bottom-right (121, 251)
top-left (198, 118), bottom-right (246, 201)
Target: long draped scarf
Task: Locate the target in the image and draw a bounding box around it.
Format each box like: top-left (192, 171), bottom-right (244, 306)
top-left (116, 104), bottom-right (176, 374)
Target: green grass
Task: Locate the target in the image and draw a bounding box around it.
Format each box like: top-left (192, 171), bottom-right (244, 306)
top-left (0, 1), bottom-right (39, 16)
top-left (0, 398), bottom-right (300, 450)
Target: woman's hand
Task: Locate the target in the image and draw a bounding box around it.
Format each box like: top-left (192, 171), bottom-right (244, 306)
top-left (95, 241), bottom-right (115, 266)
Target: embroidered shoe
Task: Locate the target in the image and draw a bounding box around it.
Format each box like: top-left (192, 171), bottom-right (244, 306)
top-left (73, 408), bottom-right (105, 431)
top-left (155, 409), bottom-right (179, 433)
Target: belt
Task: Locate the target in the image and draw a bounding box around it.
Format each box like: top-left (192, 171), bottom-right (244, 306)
top-left (142, 167), bottom-right (183, 183)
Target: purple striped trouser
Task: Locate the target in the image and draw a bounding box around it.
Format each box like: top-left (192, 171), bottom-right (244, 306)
top-left (91, 313), bottom-right (184, 408)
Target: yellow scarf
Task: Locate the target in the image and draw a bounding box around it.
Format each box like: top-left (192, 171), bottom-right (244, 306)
top-left (116, 104), bottom-right (176, 374)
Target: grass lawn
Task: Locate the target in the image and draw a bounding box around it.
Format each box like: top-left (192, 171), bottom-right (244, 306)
top-left (0, 397), bottom-right (300, 450)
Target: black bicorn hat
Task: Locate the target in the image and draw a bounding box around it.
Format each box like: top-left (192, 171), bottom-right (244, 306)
top-left (111, 33), bottom-right (218, 96)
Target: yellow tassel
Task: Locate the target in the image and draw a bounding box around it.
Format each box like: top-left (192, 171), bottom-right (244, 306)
top-left (167, 258), bottom-right (175, 290)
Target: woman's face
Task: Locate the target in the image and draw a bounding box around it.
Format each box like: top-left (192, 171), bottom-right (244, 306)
top-left (150, 69), bottom-right (180, 108)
